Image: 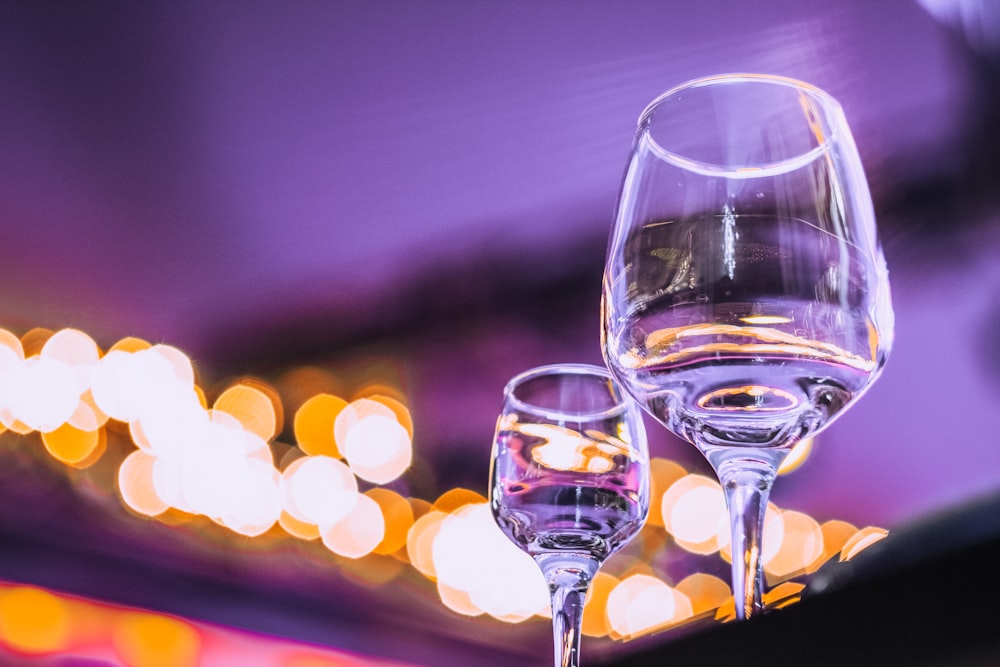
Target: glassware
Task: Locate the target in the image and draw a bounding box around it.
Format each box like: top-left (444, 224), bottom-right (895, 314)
top-left (601, 74), bottom-right (894, 619)
top-left (490, 364), bottom-right (650, 667)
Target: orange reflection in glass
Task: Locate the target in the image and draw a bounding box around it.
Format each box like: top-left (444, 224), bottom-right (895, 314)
top-left (277, 366), bottom-right (345, 418)
top-left (516, 422), bottom-right (630, 474)
top-left (639, 323), bottom-right (877, 372)
top-left (112, 612), bottom-right (201, 667)
top-left (293, 393), bottom-right (348, 458)
top-left (696, 384), bottom-right (798, 412)
top-left (0, 586), bottom-right (70, 654)
top-left (777, 437), bottom-right (813, 475)
top-left (340, 413), bottom-right (412, 484)
top-left (739, 315), bottom-right (793, 325)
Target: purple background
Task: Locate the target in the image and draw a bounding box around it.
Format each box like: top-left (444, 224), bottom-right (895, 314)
top-left (0, 1), bottom-right (998, 664)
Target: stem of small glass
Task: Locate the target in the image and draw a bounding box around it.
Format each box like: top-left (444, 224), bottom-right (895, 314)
top-left (714, 457), bottom-right (779, 620)
top-left (536, 554), bottom-right (599, 667)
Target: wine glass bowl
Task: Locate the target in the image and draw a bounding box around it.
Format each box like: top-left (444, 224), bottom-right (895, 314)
top-left (490, 364), bottom-right (649, 667)
top-left (602, 73), bottom-right (893, 618)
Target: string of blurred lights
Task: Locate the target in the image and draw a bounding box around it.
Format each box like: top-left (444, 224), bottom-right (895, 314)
top-left (0, 326), bottom-right (889, 654)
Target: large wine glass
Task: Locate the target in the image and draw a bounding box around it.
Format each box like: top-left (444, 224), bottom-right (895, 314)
top-left (490, 364), bottom-right (649, 667)
top-left (601, 74), bottom-right (894, 619)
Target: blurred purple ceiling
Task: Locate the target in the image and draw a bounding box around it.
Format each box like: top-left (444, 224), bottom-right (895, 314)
top-left (0, 0), bottom-right (982, 355)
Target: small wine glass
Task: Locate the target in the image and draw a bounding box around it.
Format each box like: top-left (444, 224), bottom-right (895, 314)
top-left (601, 74), bottom-right (894, 619)
top-left (490, 364), bottom-right (649, 667)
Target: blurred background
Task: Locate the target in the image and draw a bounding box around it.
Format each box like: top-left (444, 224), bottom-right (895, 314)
top-left (0, 1), bottom-right (998, 665)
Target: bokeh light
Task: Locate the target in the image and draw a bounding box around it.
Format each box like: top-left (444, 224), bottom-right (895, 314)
top-left (675, 573), bottom-right (731, 617)
top-left (280, 455), bottom-right (359, 527)
top-left (213, 382), bottom-right (280, 442)
top-left (119, 450), bottom-right (170, 517)
top-left (647, 458), bottom-right (687, 528)
top-left (661, 474), bottom-right (728, 554)
top-left (817, 519), bottom-right (859, 568)
top-left (0, 586), bottom-right (70, 654)
top-left (320, 493), bottom-right (385, 558)
top-left (11, 356), bottom-right (80, 432)
top-left (293, 393), bottom-right (348, 458)
top-left (406, 509), bottom-right (447, 579)
top-left (432, 488), bottom-right (487, 513)
top-left (840, 526), bottom-right (890, 561)
top-left (278, 509), bottom-right (322, 541)
top-left (607, 574), bottom-right (691, 638)
top-left (581, 571), bottom-right (618, 638)
top-left (777, 437), bottom-right (814, 475)
top-left (366, 488), bottom-right (414, 555)
top-left (39, 328), bottom-right (100, 393)
top-left (340, 414), bottom-right (412, 484)
top-left (0, 323), bottom-right (891, 642)
top-left (764, 510), bottom-right (824, 579)
top-left (432, 503), bottom-right (547, 621)
top-left (333, 399), bottom-right (396, 448)
top-left (112, 612), bottom-right (201, 667)
top-left (41, 422), bottom-right (104, 467)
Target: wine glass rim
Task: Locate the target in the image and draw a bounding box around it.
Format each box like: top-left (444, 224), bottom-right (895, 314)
top-left (503, 363), bottom-right (629, 420)
top-left (638, 73), bottom-right (844, 179)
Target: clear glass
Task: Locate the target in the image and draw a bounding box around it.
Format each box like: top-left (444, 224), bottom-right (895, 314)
top-left (601, 74), bottom-right (894, 619)
top-left (490, 364), bottom-right (650, 667)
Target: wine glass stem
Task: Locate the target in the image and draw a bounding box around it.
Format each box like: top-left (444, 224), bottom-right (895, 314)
top-left (720, 464), bottom-right (776, 620)
top-left (537, 555), bottom-right (599, 667)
